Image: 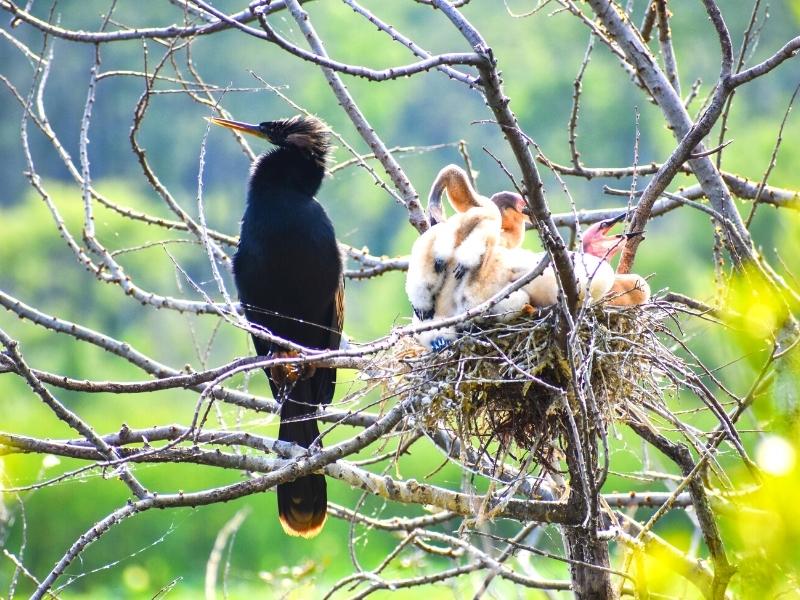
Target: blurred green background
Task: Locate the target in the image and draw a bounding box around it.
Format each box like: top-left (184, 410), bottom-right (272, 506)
top-left (1, 1), bottom-right (799, 598)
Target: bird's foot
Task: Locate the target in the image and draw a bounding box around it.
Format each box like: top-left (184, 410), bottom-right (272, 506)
top-left (520, 303), bottom-right (536, 317)
top-left (433, 258), bottom-right (446, 274)
top-left (429, 337), bottom-right (451, 352)
top-left (453, 264), bottom-right (467, 280)
top-left (269, 351), bottom-right (304, 385)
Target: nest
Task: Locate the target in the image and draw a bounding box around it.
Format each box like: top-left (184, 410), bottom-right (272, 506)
top-left (385, 302), bottom-right (682, 469)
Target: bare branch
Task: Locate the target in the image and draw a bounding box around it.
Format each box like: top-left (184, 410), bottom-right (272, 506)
top-left (584, 0), bottom-right (756, 271)
top-left (729, 35), bottom-right (800, 88)
top-left (655, 0), bottom-right (680, 95)
top-left (0, 329), bottom-right (149, 500)
top-left (279, 0), bottom-right (427, 231)
top-left (0, 0), bottom-right (300, 43)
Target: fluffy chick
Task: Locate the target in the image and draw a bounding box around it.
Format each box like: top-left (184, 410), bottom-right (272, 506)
top-left (582, 215), bottom-right (651, 306)
top-left (454, 193), bottom-right (538, 318)
top-left (406, 165), bottom-right (499, 322)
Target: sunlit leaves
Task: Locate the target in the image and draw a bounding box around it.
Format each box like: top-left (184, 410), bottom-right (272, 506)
top-left (728, 433), bottom-right (800, 598)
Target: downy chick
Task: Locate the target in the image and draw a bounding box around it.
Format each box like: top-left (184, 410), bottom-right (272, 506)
top-left (456, 202), bottom-right (618, 312)
top-left (454, 192), bottom-right (540, 318)
top-left (406, 165), bottom-right (500, 322)
top-left (582, 214), bottom-right (651, 306)
top-left (513, 252), bottom-right (616, 308)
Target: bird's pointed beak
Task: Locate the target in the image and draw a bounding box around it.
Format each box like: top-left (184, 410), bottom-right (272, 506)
top-left (519, 203), bottom-right (533, 223)
top-left (600, 211), bottom-right (628, 230)
top-left (206, 117), bottom-right (266, 139)
top-left (621, 229), bottom-right (646, 239)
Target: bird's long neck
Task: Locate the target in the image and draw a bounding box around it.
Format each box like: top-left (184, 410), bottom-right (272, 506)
top-left (500, 213), bottom-right (525, 248)
top-left (427, 165), bottom-right (491, 225)
top-left (442, 170), bottom-right (490, 213)
top-left (249, 146), bottom-right (325, 199)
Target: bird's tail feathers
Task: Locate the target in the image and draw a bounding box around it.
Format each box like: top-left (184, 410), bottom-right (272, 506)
top-left (277, 380), bottom-right (327, 538)
top-left (277, 474), bottom-right (327, 538)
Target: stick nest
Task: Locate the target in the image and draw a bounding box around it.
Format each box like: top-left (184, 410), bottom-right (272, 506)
top-left (385, 302), bottom-right (682, 467)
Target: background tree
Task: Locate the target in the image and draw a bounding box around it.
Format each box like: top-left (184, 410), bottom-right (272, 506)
top-left (0, 1), bottom-right (799, 598)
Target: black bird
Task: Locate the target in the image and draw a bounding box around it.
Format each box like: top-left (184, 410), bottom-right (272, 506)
top-left (209, 114), bottom-right (344, 538)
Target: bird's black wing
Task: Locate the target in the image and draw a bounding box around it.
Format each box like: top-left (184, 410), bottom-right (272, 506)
top-left (309, 274), bottom-right (344, 405)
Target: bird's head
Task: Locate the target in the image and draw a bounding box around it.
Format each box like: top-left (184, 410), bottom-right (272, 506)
top-left (491, 192), bottom-right (531, 223)
top-left (582, 212), bottom-right (643, 259)
top-left (427, 165), bottom-right (475, 225)
top-left (207, 114), bottom-right (331, 164)
top-left (491, 192), bottom-right (531, 246)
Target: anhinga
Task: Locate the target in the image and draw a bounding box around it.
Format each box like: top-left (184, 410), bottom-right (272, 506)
top-left (514, 249), bottom-right (616, 308)
top-left (428, 165), bottom-right (503, 280)
top-left (407, 186), bottom-right (533, 348)
top-left (406, 165), bottom-right (500, 324)
top-left (454, 192), bottom-right (537, 317)
top-left (582, 215), bottom-right (651, 306)
top-left (582, 213), bottom-right (630, 259)
top-left (208, 114), bottom-right (344, 538)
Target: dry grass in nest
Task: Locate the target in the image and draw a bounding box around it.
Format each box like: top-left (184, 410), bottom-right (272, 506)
top-left (386, 301), bottom-right (685, 469)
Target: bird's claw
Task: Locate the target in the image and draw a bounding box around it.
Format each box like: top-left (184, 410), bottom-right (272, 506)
top-left (453, 264), bottom-right (467, 280)
top-left (269, 351), bottom-right (304, 385)
top-left (433, 258), bottom-right (446, 274)
top-left (430, 337), bottom-right (451, 352)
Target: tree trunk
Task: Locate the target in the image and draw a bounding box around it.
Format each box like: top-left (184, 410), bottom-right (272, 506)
top-left (563, 524), bottom-right (616, 599)
top-left (560, 387), bottom-right (615, 599)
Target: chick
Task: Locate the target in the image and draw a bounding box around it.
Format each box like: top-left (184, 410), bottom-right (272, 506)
top-left (582, 215), bottom-right (651, 306)
top-left (606, 273), bottom-right (651, 306)
top-left (406, 165), bottom-right (500, 322)
top-left (429, 165), bottom-right (503, 280)
top-left (454, 193), bottom-right (539, 318)
top-left (516, 251), bottom-right (615, 308)
top-left (455, 200), bottom-right (617, 314)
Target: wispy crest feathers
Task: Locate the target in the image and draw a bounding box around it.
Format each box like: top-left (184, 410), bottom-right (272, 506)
top-left (269, 115), bottom-right (331, 165)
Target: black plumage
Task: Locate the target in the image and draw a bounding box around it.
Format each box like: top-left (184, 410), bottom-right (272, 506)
top-left (210, 114), bottom-right (343, 538)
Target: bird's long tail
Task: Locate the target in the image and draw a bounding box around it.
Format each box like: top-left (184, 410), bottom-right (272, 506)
top-left (276, 379), bottom-right (327, 538)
